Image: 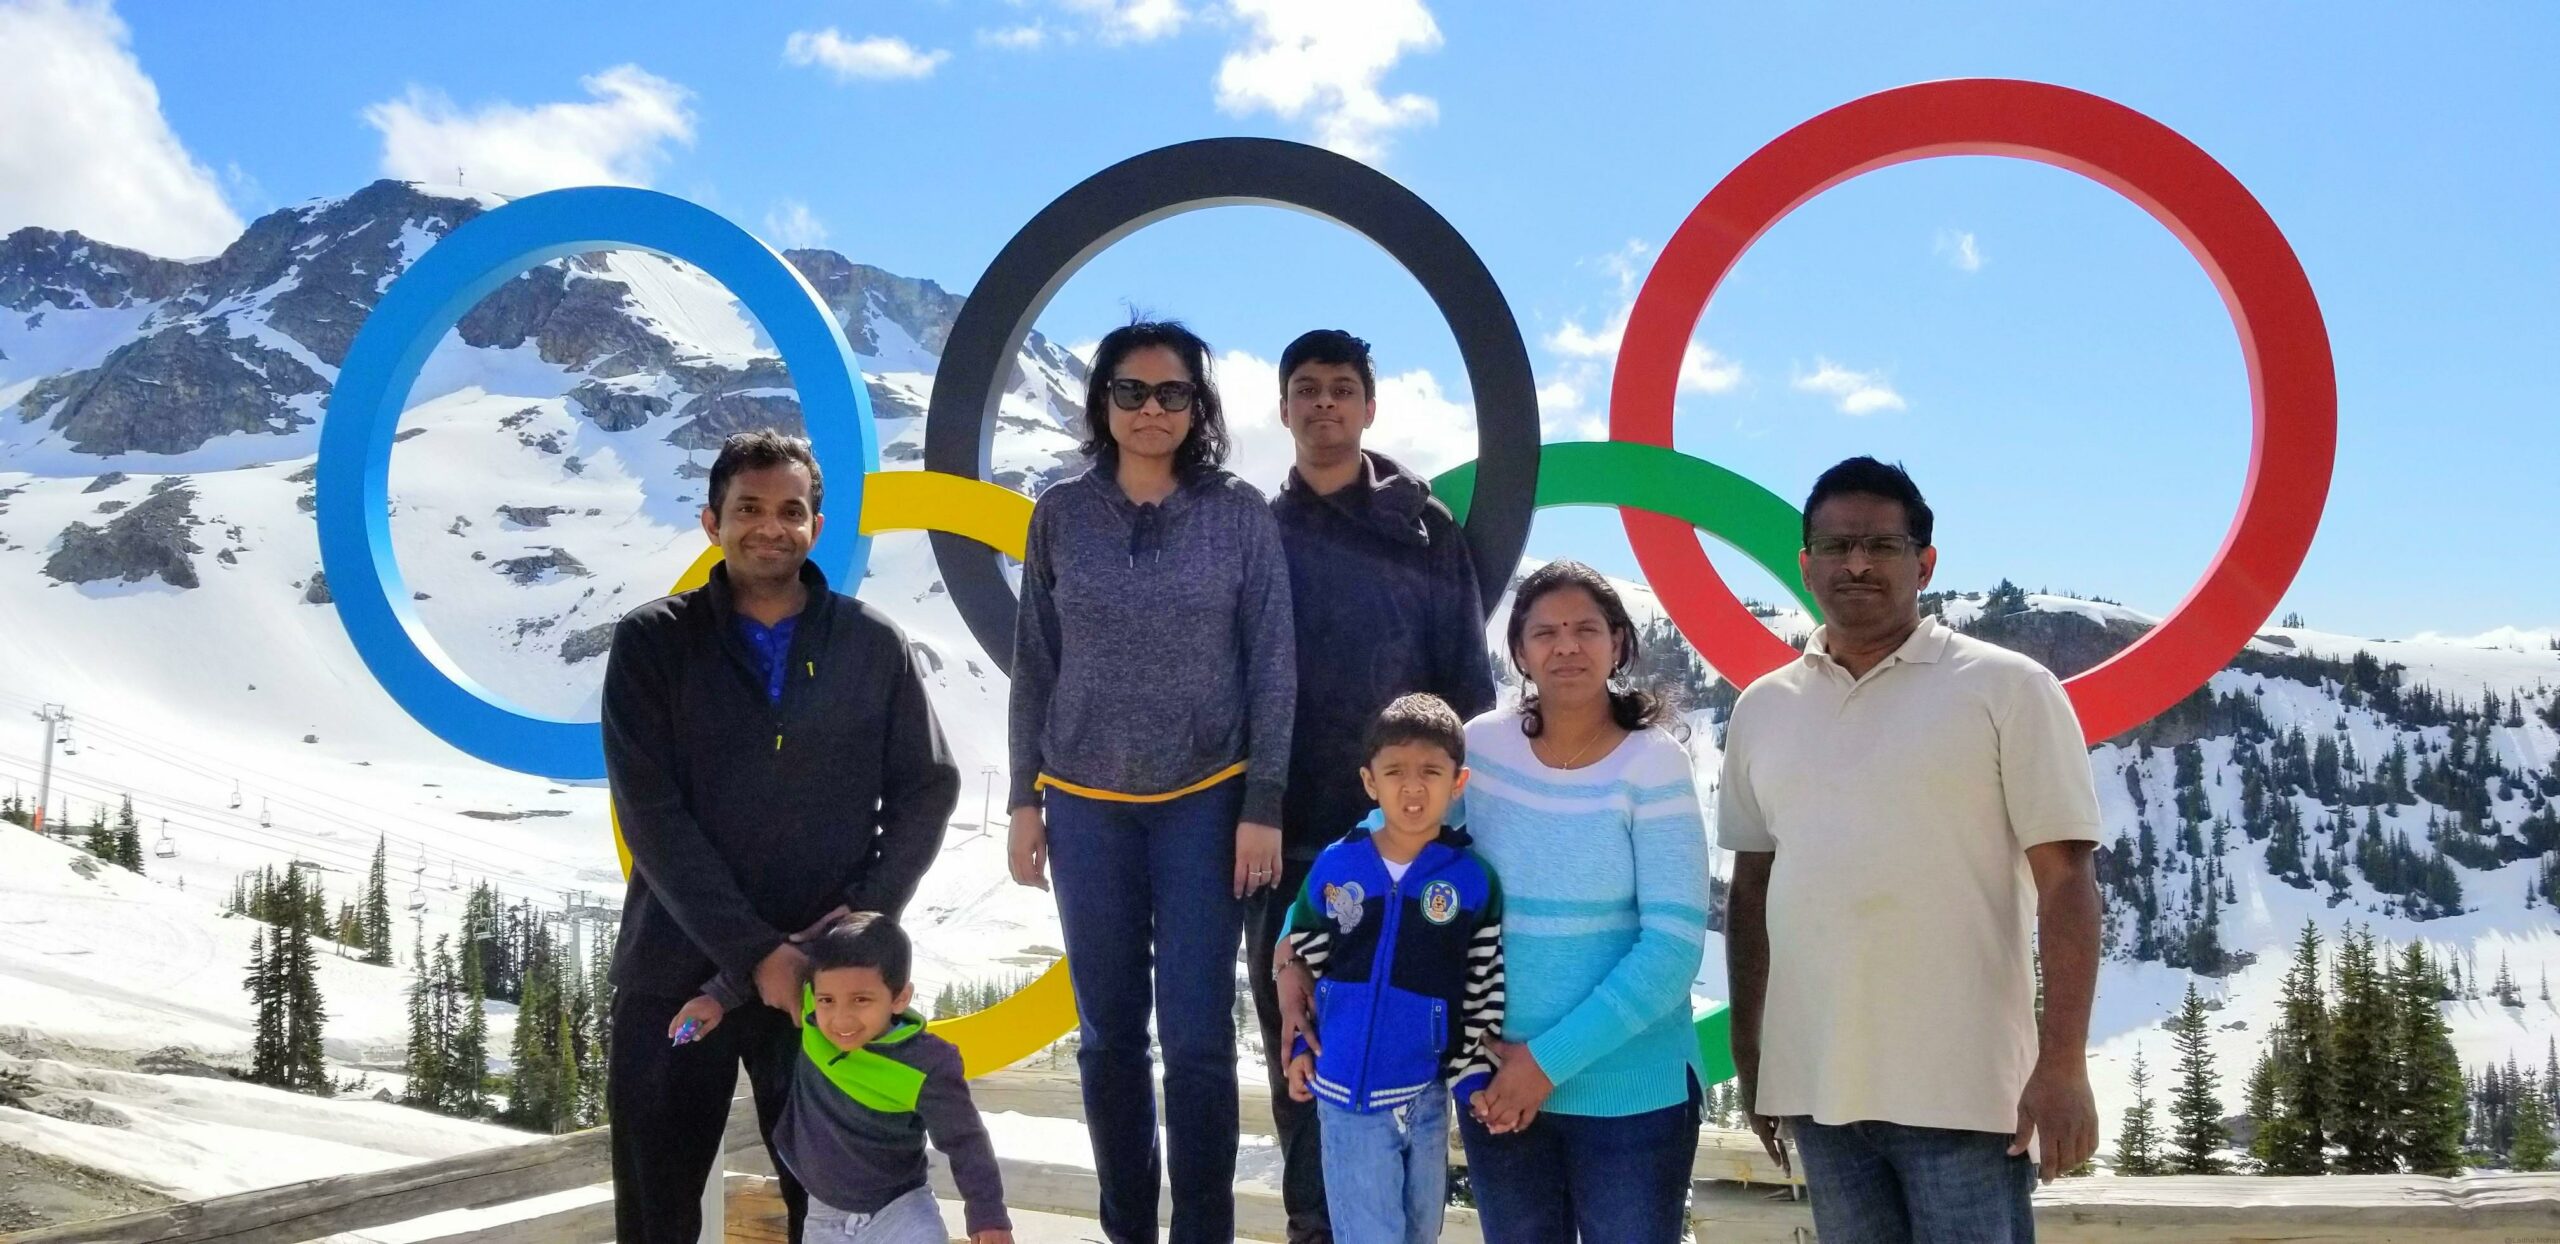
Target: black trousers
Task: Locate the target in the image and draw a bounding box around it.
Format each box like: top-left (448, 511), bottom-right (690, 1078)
top-left (1248, 853), bottom-right (1333, 1244)
top-left (608, 991), bottom-right (809, 1244)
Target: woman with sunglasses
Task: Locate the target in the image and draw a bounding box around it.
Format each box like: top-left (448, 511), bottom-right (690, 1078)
top-left (1005, 319), bottom-right (1296, 1244)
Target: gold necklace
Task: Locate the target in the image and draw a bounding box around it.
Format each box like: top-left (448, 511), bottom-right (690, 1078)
top-left (1540, 721), bottom-right (1611, 770)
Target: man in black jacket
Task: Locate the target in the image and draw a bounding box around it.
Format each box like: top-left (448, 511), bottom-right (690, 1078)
top-left (1256, 331), bottom-right (1499, 1244)
top-left (604, 430), bottom-right (960, 1244)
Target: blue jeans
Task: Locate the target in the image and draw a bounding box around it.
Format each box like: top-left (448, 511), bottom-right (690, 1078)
top-left (1047, 780), bottom-right (1247, 1244)
top-left (1455, 1079), bottom-right (1700, 1243)
top-left (803, 1187), bottom-right (945, 1244)
top-left (1788, 1118), bottom-right (2037, 1244)
top-left (1319, 1088), bottom-right (1450, 1244)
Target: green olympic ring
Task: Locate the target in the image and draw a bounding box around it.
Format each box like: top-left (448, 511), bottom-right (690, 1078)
top-left (1432, 439), bottom-right (1822, 621)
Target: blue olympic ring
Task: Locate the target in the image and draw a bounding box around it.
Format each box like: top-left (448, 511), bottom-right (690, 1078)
top-left (317, 186), bottom-right (880, 780)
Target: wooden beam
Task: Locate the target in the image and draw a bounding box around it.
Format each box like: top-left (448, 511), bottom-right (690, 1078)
top-left (0, 1099), bottom-right (763, 1244)
top-left (0, 1133), bottom-right (610, 1244)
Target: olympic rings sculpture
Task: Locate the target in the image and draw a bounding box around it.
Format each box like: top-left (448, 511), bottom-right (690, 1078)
top-left (322, 78), bottom-right (2335, 1078)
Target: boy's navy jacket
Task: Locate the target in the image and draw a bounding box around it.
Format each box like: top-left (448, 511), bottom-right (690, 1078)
top-left (1285, 825), bottom-right (1505, 1113)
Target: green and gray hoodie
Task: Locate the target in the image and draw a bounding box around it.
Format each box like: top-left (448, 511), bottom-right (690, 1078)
top-left (737, 986), bottom-right (1010, 1234)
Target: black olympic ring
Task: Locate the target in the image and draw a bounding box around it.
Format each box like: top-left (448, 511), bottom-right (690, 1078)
top-left (922, 137), bottom-right (1542, 674)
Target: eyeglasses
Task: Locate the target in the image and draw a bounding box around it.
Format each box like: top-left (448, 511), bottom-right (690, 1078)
top-left (1107, 378), bottom-right (1198, 413)
top-left (1805, 533), bottom-right (1921, 561)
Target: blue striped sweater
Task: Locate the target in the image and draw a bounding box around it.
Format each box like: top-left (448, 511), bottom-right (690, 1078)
top-left (1459, 709), bottom-right (1711, 1117)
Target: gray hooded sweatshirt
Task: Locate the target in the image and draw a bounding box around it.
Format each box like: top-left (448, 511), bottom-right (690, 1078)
top-left (1007, 463), bottom-right (1297, 826)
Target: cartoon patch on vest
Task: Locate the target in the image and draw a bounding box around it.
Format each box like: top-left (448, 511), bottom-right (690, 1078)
top-left (1421, 879), bottom-right (1459, 925)
top-left (1325, 881), bottom-right (1366, 933)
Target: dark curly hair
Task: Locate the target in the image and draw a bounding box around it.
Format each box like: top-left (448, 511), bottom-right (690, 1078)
top-left (1079, 319), bottom-right (1230, 477)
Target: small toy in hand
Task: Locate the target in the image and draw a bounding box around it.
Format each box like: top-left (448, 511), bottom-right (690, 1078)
top-left (672, 1017), bottom-right (702, 1046)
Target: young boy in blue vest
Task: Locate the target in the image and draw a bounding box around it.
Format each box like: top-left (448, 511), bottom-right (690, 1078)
top-left (1283, 693), bottom-right (1505, 1244)
top-left (676, 915), bottom-right (1013, 1244)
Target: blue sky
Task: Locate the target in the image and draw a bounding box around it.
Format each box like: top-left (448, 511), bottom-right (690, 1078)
top-left (4, 0), bottom-right (2553, 637)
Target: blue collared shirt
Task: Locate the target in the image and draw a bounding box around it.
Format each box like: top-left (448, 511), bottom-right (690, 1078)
top-left (735, 614), bottom-right (799, 705)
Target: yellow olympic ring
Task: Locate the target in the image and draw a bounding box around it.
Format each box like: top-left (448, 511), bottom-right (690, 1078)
top-left (608, 471), bottom-right (1072, 1076)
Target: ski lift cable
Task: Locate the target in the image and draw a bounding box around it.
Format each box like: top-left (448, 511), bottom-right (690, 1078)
top-left (55, 708), bottom-right (589, 878)
top-left (0, 691), bottom-right (500, 849)
top-left (0, 754), bottom-right (577, 914)
top-left (0, 751), bottom-right (467, 887)
top-left (16, 710), bottom-right (589, 885)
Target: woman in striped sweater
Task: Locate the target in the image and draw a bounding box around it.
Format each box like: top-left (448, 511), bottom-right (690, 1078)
top-left (1458, 560), bottom-right (1712, 1243)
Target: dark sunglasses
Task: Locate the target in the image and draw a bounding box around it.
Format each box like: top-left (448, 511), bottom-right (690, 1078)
top-left (1107, 378), bottom-right (1198, 413)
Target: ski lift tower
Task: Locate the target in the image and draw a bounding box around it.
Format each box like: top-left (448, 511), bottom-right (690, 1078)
top-left (560, 890), bottom-right (621, 980)
top-left (30, 705), bottom-right (69, 836)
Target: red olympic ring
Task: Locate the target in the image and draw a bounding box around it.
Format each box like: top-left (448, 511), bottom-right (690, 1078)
top-left (1610, 78), bottom-right (2336, 743)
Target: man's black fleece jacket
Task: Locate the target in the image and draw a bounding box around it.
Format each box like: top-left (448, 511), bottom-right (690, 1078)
top-left (604, 560), bottom-right (960, 998)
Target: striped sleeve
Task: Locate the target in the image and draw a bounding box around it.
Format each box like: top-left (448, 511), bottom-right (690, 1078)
top-left (1284, 871), bottom-right (1332, 975)
top-left (1446, 867), bottom-right (1505, 1100)
top-left (1521, 735), bottom-right (1711, 1086)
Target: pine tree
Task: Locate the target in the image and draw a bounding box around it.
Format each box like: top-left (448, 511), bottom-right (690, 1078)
top-left (276, 866), bottom-right (330, 1092)
top-left (2115, 1051), bottom-right (2167, 1176)
top-left (2169, 984), bottom-right (2230, 1172)
top-left (112, 796), bottom-right (142, 873)
top-left (2496, 954), bottom-right (2524, 1008)
top-left (451, 928), bottom-right (489, 1116)
top-left (507, 928), bottom-right (563, 1130)
top-left (362, 836), bottom-right (393, 966)
top-left (402, 932), bottom-right (446, 1108)
top-left (2516, 1081), bottom-right (2556, 1172)
top-left (2245, 1049), bottom-right (2281, 1172)
top-left (583, 933), bottom-right (614, 1126)
top-left (2263, 922), bottom-right (2330, 1174)
top-left (553, 1003), bottom-right (584, 1134)
top-left (2392, 941), bottom-right (2468, 1174)
top-left (245, 928), bottom-right (285, 1087)
top-left (83, 807), bottom-right (114, 863)
top-left (2327, 928), bottom-right (2399, 1173)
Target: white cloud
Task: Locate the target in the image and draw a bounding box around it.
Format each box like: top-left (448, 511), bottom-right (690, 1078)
top-left (1214, 348), bottom-right (1477, 488)
top-left (978, 22), bottom-right (1051, 50)
top-left (1544, 307), bottom-right (1625, 360)
top-left (1793, 359), bottom-right (1906, 415)
top-left (1597, 238), bottom-right (1651, 296)
top-left (1063, 0), bottom-right (1189, 43)
top-left (1936, 229), bottom-right (1984, 273)
top-left (783, 29), bottom-right (951, 81)
top-left (762, 200), bottom-right (828, 249)
top-left (0, 0), bottom-right (242, 257)
top-left (1215, 0), bottom-right (1442, 163)
top-left (1678, 343), bottom-right (1743, 394)
top-left (364, 65), bottom-right (694, 197)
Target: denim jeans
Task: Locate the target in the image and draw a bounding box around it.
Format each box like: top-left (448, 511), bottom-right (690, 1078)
top-left (803, 1186), bottom-right (946, 1243)
top-left (1047, 779), bottom-right (1248, 1244)
top-left (1319, 1087), bottom-right (1450, 1244)
top-left (1454, 1077), bottom-right (1701, 1243)
top-left (1788, 1118), bottom-right (2037, 1244)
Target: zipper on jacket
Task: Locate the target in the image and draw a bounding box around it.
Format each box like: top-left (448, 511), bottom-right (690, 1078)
top-left (1355, 868), bottom-right (1405, 1110)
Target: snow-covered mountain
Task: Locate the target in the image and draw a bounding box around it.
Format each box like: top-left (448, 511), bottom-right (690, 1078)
top-left (2, 179), bottom-right (2558, 1205)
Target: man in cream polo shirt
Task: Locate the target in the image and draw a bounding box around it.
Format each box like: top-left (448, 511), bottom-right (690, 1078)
top-left (1720, 457), bottom-right (2104, 1243)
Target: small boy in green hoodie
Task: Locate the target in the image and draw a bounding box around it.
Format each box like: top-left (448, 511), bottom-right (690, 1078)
top-left (677, 914), bottom-right (1012, 1243)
